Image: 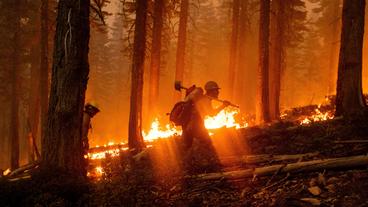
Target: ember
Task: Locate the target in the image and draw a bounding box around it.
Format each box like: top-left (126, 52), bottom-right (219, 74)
top-left (87, 166), bottom-right (104, 178)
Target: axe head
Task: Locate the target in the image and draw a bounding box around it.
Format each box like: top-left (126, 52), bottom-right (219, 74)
top-left (174, 80), bottom-right (184, 91)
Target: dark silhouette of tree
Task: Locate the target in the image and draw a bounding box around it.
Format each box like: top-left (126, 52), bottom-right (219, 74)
top-left (42, 0), bottom-right (90, 176)
top-left (256, 0), bottom-right (271, 124)
top-left (174, 0), bottom-right (189, 100)
top-left (128, 0), bottom-right (148, 152)
top-left (327, 0), bottom-right (342, 95)
top-left (269, 0), bottom-right (284, 120)
top-left (335, 0), bottom-right (367, 117)
top-left (9, 0), bottom-right (22, 170)
top-left (228, 0), bottom-right (240, 100)
top-left (40, 0), bottom-right (49, 157)
top-left (148, 0), bottom-right (165, 121)
top-left (269, 0), bottom-right (307, 119)
top-left (236, 0), bottom-right (251, 110)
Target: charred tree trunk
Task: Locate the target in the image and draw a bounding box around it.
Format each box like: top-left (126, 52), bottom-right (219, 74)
top-left (40, 0), bottom-right (49, 153)
top-left (335, 0), bottom-right (366, 117)
top-left (256, 0), bottom-right (271, 124)
top-left (174, 0), bottom-right (189, 100)
top-left (10, 0), bottom-right (22, 170)
top-left (42, 0), bottom-right (90, 176)
top-left (269, 0), bottom-right (284, 120)
top-left (228, 0), bottom-right (240, 100)
top-left (148, 0), bottom-right (164, 120)
top-left (128, 0), bottom-right (148, 152)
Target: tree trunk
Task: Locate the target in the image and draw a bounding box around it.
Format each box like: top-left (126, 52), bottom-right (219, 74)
top-left (174, 0), bottom-right (189, 101)
top-left (335, 0), bottom-right (366, 117)
top-left (269, 0), bottom-right (284, 120)
top-left (29, 45), bottom-right (41, 162)
top-left (42, 0), bottom-right (90, 176)
top-left (148, 0), bottom-right (164, 121)
top-left (228, 0), bottom-right (240, 100)
top-left (9, 0), bottom-right (22, 170)
top-left (236, 0), bottom-right (248, 108)
top-left (256, 0), bottom-right (271, 124)
top-left (327, 0), bottom-right (341, 96)
top-left (40, 0), bottom-right (49, 154)
top-left (128, 0), bottom-right (148, 152)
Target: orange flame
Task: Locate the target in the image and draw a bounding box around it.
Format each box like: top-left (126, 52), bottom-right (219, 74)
top-left (300, 107), bottom-right (334, 125)
top-left (86, 108), bottom-right (247, 169)
top-left (142, 119), bottom-right (182, 142)
top-left (205, 108), bottom-right (247, 129)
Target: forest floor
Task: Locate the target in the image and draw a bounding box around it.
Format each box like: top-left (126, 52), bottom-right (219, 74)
top-left (1, 105), bottom-right (368, 206)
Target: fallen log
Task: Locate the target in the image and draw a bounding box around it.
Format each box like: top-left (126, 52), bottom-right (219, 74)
top-left (191, 155), bottom-right (368, 181)
top-left (220, 152), bottom-right (319, 165)
top-left (8, 175), bottom-right (32, 182)
top-left (6, 160), bottom-right (40, 178)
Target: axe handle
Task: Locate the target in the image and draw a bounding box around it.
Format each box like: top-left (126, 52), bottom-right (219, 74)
top-left (209, 97), bottom-right (240, 108)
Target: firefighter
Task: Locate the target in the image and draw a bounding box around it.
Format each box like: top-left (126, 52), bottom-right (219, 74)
top-left (82, 102), bottom-right (100, 155)
top-left (182, 81), bottom-right (230, 150)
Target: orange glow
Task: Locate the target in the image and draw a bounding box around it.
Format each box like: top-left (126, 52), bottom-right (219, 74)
top-left (142, 119), bottom-right (182, 142)
top-left (87, 148), bottom-right (123, 160)
top-left (205, 108), bottom-right (248, 129)
top-left (87, 166), bottom-right (104, 178)
top-left (3, 168), bottom-right (11, 176)
top-left (299, 107), bottom-right (334, 125)
top-left (86, 108), bottom-right (248, 177)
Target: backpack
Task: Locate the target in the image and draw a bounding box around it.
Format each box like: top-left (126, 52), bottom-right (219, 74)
top-left (169, 101), bottom-right (193, 126)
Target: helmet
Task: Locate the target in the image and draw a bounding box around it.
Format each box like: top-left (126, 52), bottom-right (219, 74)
top-left (204, 81), bottom-right (220, 91)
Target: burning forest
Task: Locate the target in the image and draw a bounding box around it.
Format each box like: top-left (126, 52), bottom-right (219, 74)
top-left (1, 0), bottom-right (368, 206)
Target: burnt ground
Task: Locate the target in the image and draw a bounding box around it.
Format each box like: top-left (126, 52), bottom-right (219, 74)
top-left (1, 106), bottom-right (368, 206)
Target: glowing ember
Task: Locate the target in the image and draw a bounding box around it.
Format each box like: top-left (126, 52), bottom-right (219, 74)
top-left (95, 166), bottom-right (104, 175)
top-left (87, 148), bottom-right (122, 160)
top-left (3, 168), bottom-right (11, 176)
top-left (87, 166), bottom-right (104, 178)
top-left (300, 108), bottom-right (334, 125)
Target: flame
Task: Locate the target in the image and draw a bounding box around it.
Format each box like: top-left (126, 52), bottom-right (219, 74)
top-left (299, 107), bottom-right (334, 125)
top-left (3, 168), bottom-right (11, 176)
top-left (142, 119), bottom-right (182, 142)
top-left (87, 166), bottom-right (104, 178)
top-left (86, 108), bottom-right (247, 176)
top-left (87, 148), bottom-right (122, 160)
top-left (204, 108), bottom-right (247, 129)
top-left (141, 108), bottom-right (247, 143)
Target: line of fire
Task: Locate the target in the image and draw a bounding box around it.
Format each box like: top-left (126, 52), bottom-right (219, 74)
top-left (1, 0), bottom-right (368, 206)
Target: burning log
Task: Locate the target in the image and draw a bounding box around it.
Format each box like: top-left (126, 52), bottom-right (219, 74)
top-left (220, 152), bottom-right (319, 165)
top-left (88, 143), bottom-right (128, 153)
top-left (190, 155), bottom-right (368, 181)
